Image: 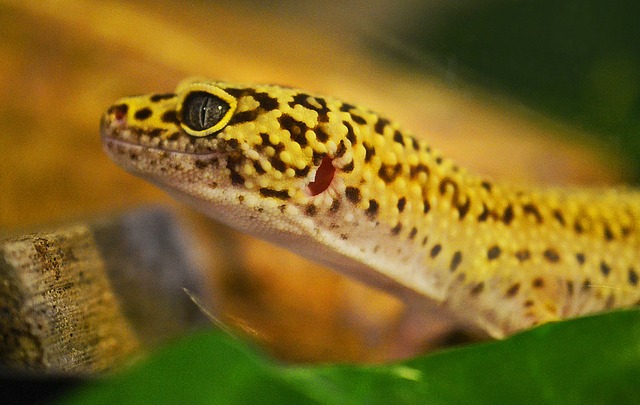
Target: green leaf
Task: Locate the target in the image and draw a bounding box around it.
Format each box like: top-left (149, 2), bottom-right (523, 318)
top-left (59, 309), bottom-right (640, 405)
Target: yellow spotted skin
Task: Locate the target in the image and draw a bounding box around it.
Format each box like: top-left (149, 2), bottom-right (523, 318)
top-left (101, 79), bottom-right (640, 338)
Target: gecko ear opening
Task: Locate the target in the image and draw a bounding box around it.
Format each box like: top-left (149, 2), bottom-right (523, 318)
top-left (306, 155), bottom-right (335, 196)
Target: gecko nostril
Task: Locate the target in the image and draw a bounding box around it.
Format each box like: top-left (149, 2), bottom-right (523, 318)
top-left (111, 104), bottom-right (129, 121)
top-left (306, 155), bottom-right (335, 196)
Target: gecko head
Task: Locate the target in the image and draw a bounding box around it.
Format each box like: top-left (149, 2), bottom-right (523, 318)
top-left (100, 79), bottom-right (373, 242)
top-left (101, 79), bottom-right (438, 293)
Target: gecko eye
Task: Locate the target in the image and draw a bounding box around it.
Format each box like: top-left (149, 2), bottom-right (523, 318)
top-left (177, 83), bottom-right (237, 137)
top-left (183, 92), bottom-right (229, 131)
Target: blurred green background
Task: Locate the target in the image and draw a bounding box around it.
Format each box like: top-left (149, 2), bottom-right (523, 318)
top-left (385, 0), bottom-right (640, 179)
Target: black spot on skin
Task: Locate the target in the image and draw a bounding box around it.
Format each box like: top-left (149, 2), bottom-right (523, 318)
top-left (343, 121), bottom-right (357, 144)
top-left (574, 220), bottom-right (584, 234)
top-left (430, 244), bottom-right (442, 258)
top-left (345, 187), bottom-right (360, 203)
top-left (576, 253), bottom-right (586, 265)
top-left (397, 197), bottom-right (407, 212)
top-left (330, 199), bottom-right (340, 212)
top-left (278, 115), bottom-right (309, 147)
top-left (229, 171), bottom-right (244, 185)
top-left (439, 177), bottom-right (459, 198)
top-left (222, 88), bottom-right (245, 98)
top-left (439, 178), bottom-right (471, 221)
top-left (149, 128), bottom-right (165, 138)
top-left (350, 113), bottom-right (366, 125)
top-left (375, 118), bottom-right (389, 134)
top-left (363, 143), bottom-right (375, 163)
top-left (150, 93), bottom-right (175, 102)
top-left (366, 200), bottom-right (379, 218)
top-left (134, 107), bottom-right (152, 120)
top-left (379, 164), bottom-right (402, 183)
top-left (502, 205), bottom-right (514, 225)
top-left (532, 278), bottom-right (545, 288)
top-left (457, 199), bottom-right (471, 221)
top-left (311, 153), bottom-right (325, 167)
top-left (294, 166), bottom-right (311, 177)
top-left (423, 199), bottom-right (431, 214)
top-left (305, 204), bottom-right (317, 216)
top-left (228, 109), bottom-right (259, 125)
top-left (253, 161), bottom-right (266, 174)
top-left (506, 283), bottom-right (520, 297)
top-left (524, 300), bottom-right (534, 307)
top-left (543, 248), bottom-right (560, 263)
top-left (259, 132), bottom-right (274, 146)
top-left (393, 130), bottom-right (405, 146)
top-left (340, 234), bottom-right (349, 240)
top-left (522, 203), bottom-right (543, 224)
top-left (410, 137), bottom-right (420, 150)
top-left (409, 227), bottom-right (417, 239)
top-left (336, 140), bottom-right (347, 158)
top-left (603, 224), bottom-right (614, 241)
top-left (253, 92), bottom-right (279, 111)
top-left (161, 110), bottom-right (180, 125)
top-left (478, 204), bottom-right (491, 222)
top-left (289, 93), bottom-right (330, 116)
top-left (342, 160), bottom-right (354, 173)
top-left (409, 164), bottom-right (430, 179)
top-left (422, 236), bottom-right (429, 246)
top-left (226, 159), bottom-right (244, 185)
top-left (628, 268), bottom-right (638, 286)
top-left (553, 209), bottom-right (566, 226)
top-left (450, 251), bottom-right (463, 272)
top-left (470, 282), bottom-right (484, 295)
top-left (314, 97), bottom-right (330, 116)
top-left (480, 181), bottom-right (492, 192)
top-left (340, 103), bottom-right (354, 112)
top-left (487, 245), bottom-right (501, 260)
top-left (582, 278), bottom-right (591, 290)
top-left (315, 127), bottom-right (330, 142)
top-left (195, 160), bottom-right (209, 169)
top-left (515, 249), bottom-right (531, 262)
top-left (226, 139), bottom-right (239, 149)
top-left (391, 223), bottom-right (402, 235)
top-left (259, 188), bottom-right (290, 199)
top-left (573, 218), bottom-right (589, 234)
top-left (600, 261), bottom-right (611, 277)
top-left (270, 156), bottom-right (286, 172)
top-left (566, 281), bottom-right (574, 294)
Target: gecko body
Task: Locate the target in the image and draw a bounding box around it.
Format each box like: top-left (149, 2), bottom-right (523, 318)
top-left (101, 79), bottom-right (640, 338)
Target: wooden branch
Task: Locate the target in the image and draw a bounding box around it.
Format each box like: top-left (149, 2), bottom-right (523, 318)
top-left (0, 208), bottom-right (209, 375)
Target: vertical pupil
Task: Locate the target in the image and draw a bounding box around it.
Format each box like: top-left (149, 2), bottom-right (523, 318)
top-left (199, 97), bottom-right (222, 128)
top-left (183, 91), bottom-right (230, 131)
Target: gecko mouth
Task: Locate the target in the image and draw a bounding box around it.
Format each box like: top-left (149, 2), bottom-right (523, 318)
top-left (100, 111), bottom-right (218, 157)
